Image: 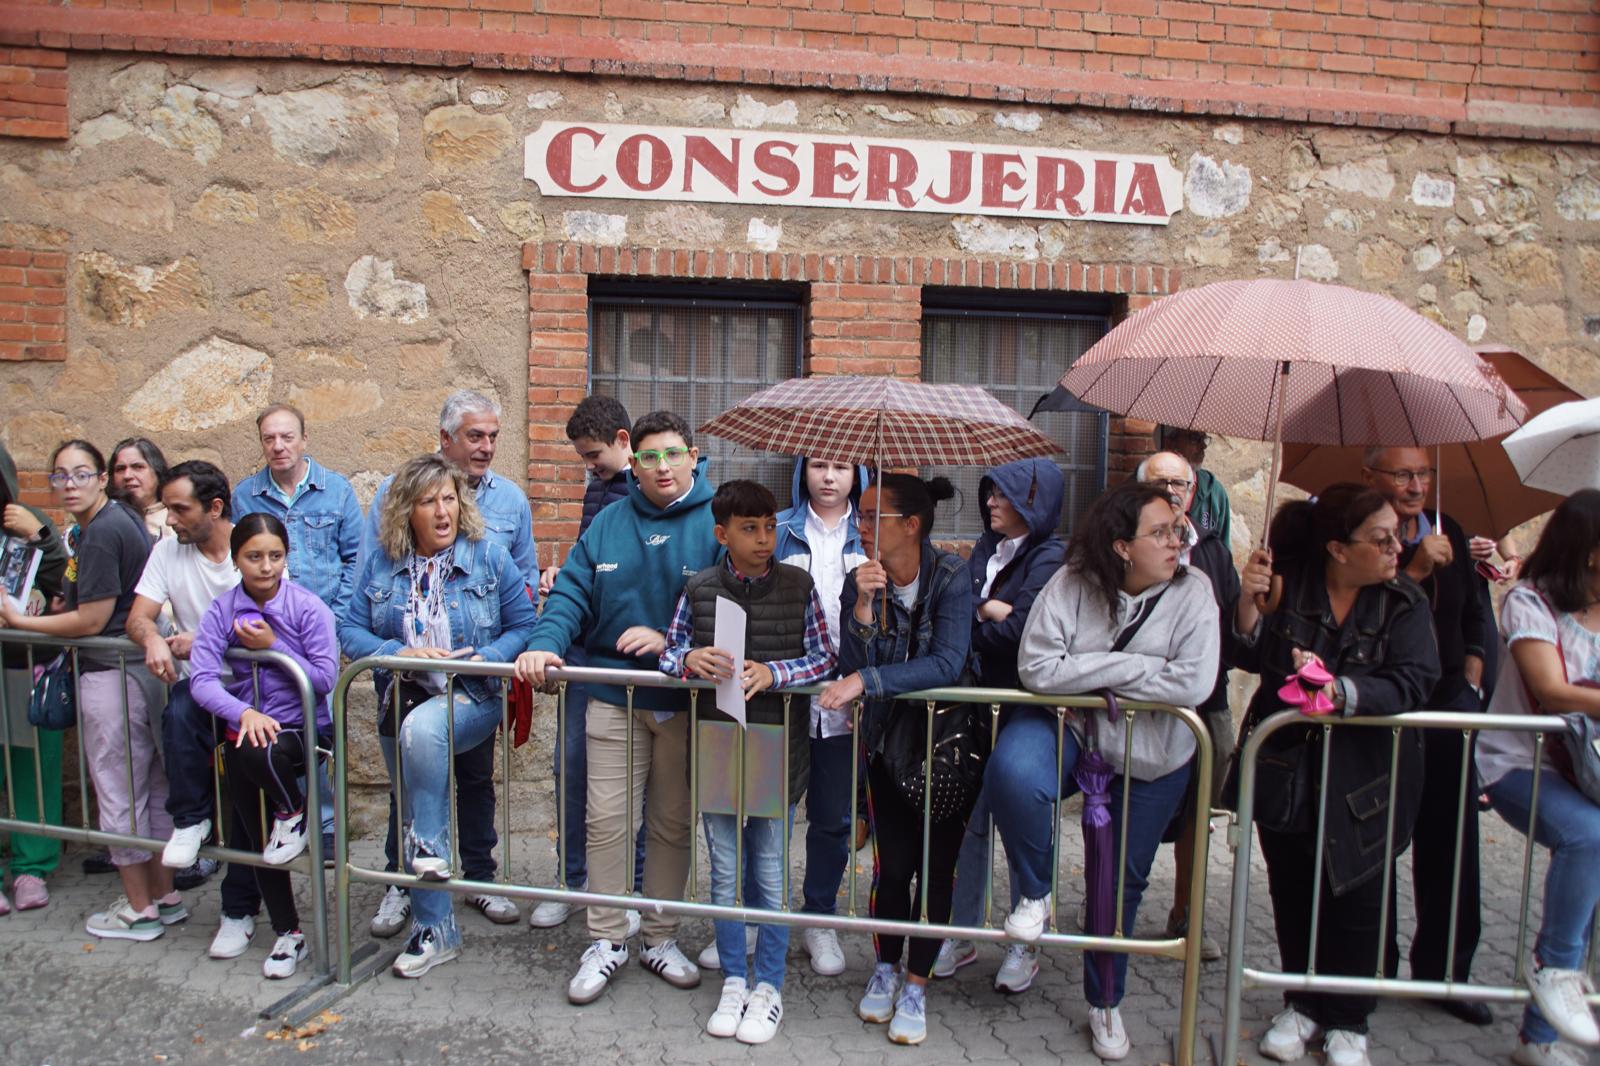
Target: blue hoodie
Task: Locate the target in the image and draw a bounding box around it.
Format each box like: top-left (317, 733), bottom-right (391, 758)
top-left (967, 457), bottom-right (1066, 691)
top-left (526, 457), bottom-right (719, 713)
top-left (772, 455), bottom-right (871, 572)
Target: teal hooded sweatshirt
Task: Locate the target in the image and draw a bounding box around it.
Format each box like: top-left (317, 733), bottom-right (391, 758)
top-left (527, 457), bottom-right (720, 713)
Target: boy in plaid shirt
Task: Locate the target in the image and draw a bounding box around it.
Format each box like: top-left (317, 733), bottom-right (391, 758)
top-left (659, 480), bottom-right (835, 1044)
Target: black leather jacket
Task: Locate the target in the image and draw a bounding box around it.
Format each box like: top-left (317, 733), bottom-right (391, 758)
top-left (1227, 559), bottom-right (1441, 896)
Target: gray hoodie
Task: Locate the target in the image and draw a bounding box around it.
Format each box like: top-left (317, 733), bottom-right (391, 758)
top-left (1017, 566), bottom-right (1220, 781)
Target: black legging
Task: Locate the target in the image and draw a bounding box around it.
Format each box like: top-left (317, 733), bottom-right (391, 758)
top-left (224, 730), bottom-right (308, 936)
top-left (866, 754), bottom-right (970, 980)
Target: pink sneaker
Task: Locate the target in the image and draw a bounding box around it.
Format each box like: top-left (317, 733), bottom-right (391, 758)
top-left (12, 875), bottom-right (48, 911)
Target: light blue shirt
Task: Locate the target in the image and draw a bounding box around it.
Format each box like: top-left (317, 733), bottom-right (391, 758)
top-left (231, 456), bottom-right (364, 619)
top-left (265, 465), bottom-right (313, 509)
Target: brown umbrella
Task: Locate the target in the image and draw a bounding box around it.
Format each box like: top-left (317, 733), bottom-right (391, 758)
top-left (1277, 347), bottom-right (1573, 539)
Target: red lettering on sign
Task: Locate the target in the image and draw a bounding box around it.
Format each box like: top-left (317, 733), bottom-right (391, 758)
top-left (1120, 162), bottom-right (1168, 217)
top-left (1093, 159), bottom-right (1117, 215)
top-left (752, 141), bottom-right (800, 196)
top-left (683, 135), bottom-right (740, 195)
top-left (980, 152), bottom-right (1027, 210)
top-left (865, 145), bottom-right (919, 208)
top-left (927, 150), bottom-right (973, 205)
top-left (811, 142), bottom-right (860, 200)
top-left (617, 133), bottom-right (672, 192)
top-left (545, 125), bottom-right (606, 194)
top-left (1034, 156), bottom-right (1085, 216)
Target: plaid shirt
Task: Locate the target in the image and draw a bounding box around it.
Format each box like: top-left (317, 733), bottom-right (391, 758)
top-left (659, 559), bottom-right (836, 689)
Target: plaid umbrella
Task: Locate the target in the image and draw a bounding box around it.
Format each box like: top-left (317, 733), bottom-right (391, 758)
top-left (1059, 279), bottom-right (1527, 549)
top-left (698, 376), bottom-right (1058, 470)
top-left (1278, 347), bottom-right (1572, 539)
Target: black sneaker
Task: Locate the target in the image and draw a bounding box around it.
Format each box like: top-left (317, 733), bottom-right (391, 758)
top-left (174, 857), bottom-right (220, 891)
top-left (82, 850), bottom-right (116, 875)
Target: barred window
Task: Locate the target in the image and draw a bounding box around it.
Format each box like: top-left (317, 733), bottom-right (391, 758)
top-left (921, 302), bottom-right (1111, 541)
top-left (589, 288), bottom-right (802, 507)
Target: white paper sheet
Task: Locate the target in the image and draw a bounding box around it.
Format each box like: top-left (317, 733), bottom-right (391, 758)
top-left (713, 597), bottom-right (747, 727)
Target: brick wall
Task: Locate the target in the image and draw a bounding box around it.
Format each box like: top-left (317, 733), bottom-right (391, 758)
top-left (0, 1), bottom-right (1595, 140)
top-left (0, 243), bottom-right (67, 362)
top-left (522, 242), bottom-right (1174, 561)
top-left (0, 46), bottom-right (67, 139)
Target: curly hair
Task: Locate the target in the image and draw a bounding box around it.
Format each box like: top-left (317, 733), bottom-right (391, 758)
top-left (378, 453), bottom-right (484, 560)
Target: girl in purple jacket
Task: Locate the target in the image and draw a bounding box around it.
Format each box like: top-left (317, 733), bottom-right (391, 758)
top-left (189, 513), bottom-right (339, 980)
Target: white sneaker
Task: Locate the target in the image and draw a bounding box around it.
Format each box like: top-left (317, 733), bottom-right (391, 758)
top-left (569, 939), bottom-right (629, 1005)
top-left (706, 976), bottom-right (748, 1038)
top-left (858, 962), bottom-right (900, 1024)
top-left (1323, 1030), bottom-right (1371, 1066)
top-left (162, 820), bottom-right (210, 869)
top-left (411, 854), bottom-right (451, 882)
top-left (261, 811), bottom-right (308, 866)
top-left (529, 898), bottom-right (573, 928)
top-left (698, 926), bottom-right (757, 970)
top-left (1260, 1006), bottom-right (1322, 1062)
top-left (1005, 895), bottom-right (1052, 942)
top-left (640, 938), bottom-right (701, 989)
top-left (1513, 1039), bottom-right (1591, 1066)
top-left (209, 914), bottom-right (257, 960)
top-left (1089, 1006), bottom-right (1130, 1060)
top-left (392, 927), bottom-right (460, 979)
top-left (465, 893), bottom-right (519, 924)
top-left (626, 909), bottom-right (641, 940)
top-left (1529, 957), bottom-right (1600, 1047)
top-left (370, 886), bottom-right (410, 938)
top-left (995, 944), bottom-right (1039, 994)
top-left (736, 982), bottom-right (783, 1045)
top-left (263, 931), bottom-right (306, 980)
top-left (934, 938), bottom-right (977, 979)
top-left (804, 926), bottom-right (847, 976)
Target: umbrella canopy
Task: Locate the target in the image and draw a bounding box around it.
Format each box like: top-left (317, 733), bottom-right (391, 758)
top-left (1504, 396), bottom-right (1600, 497)
top-left (698, 375), bottom-right (1059, 468)
top-left (1029, 383), bottom-right (1110, 419)
top-left (1060, 279), bottom-right (1526, 447)
top-left (1278, 347), bottom-right (1573, 538)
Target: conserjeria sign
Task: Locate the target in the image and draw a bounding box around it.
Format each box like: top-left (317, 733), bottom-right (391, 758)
top-left (525, 122), bottom-right (1183, 226)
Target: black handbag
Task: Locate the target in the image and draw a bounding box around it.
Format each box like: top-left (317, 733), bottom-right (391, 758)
top-left (882, 695), bottom-right (989, 823)
top-left (27, 651), bottom-right (76, 731)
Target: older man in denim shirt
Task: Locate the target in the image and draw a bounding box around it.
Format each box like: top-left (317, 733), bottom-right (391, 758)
top-left (232, 402), bottom-right (364, 846)
top-left (357, 390), bottom-right (538, 929)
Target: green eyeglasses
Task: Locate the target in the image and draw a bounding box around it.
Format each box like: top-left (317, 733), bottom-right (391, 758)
top-left (633, 447), bottom-right (691, 470)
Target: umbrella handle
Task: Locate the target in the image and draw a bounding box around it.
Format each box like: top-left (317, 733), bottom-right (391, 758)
top-left (1253, 574), bottom-right (1285, 615)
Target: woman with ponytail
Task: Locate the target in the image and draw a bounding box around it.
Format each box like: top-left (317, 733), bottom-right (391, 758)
top-left (1230, 484), bottom-right (1441, 1066)
top-left (818, 473), bottom-right (973, 1046)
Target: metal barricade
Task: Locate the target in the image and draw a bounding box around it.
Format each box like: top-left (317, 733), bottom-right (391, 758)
top-left (329, 655), bottom-right (1215, 1065)
top-left (1222, 708), bottom-right (1600, 1066)
top-left (0, 628), bottom-right (334, 1015)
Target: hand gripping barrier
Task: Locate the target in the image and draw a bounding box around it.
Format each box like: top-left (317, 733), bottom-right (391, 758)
top-left (1222, 708), bottom-right (1600, 1066)
top-left (0, 628), bottom-right (334, 1018)
top-left (328, 655), bottom-right (1216, 1065)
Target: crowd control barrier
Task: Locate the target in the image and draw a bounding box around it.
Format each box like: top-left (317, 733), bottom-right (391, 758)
top-left (328, 656), bottom-right (1216, 1065)
top-left (1222, 708), bottom-right (1600, 1066)
top-left (0, 629), bottom-right (333, 1017)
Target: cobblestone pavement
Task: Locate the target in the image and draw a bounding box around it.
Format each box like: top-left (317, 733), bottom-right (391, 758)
top-left (0, 809), bottom-right (1575, 1066)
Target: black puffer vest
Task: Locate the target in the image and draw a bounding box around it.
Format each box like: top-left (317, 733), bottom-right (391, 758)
top-left (686, 561), bottom-right (813, 803)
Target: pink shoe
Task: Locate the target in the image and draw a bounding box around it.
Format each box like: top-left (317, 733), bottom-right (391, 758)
top-left (12, 875), bottom-right (48, 911)
top-left (0, 889), bottom-right (10, 916)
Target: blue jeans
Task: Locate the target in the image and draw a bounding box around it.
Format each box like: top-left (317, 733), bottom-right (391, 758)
top-left (951, 784), bottom-right (1022, 927)
top-left (703, 807), bottom-right (796, 990)
top-left (1486, 767), bottom-right (1600, 1045)
top-left (801, 731), bottom-right (857, 914)
top-left (553, 644), bottom-right (644, 890)
top-left (988, 706), bottom-right (1191, 1007)
top-left (399, 690), bottom-right (503, 948)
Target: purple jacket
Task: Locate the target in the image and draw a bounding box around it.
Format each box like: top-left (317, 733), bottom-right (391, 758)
top-left (189, 579), bottom-right (340, 732)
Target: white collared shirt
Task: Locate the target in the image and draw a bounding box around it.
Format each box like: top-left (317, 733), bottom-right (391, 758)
top-left (979, 534), bottom-right (1028, 601)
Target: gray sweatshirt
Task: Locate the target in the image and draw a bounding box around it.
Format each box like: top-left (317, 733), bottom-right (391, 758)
top-left (1018, 566), bottom-right (1221, 781)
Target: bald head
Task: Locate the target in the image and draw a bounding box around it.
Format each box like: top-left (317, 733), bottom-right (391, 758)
top-left (1138, 451), bottom-right (1196, 510)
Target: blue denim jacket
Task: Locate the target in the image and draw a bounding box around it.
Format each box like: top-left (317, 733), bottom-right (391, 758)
top-left (838, 543), bottom-right (973, 753)
top-left (338, 536), bottom-right (539, 705)
top-left (232, 456), bottom-right (364, 618)
top-left (360, 469), bottom-right (539, 595)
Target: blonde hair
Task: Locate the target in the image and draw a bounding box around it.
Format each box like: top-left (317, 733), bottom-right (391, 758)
top-left (378, 453), bottom-right (484, 560)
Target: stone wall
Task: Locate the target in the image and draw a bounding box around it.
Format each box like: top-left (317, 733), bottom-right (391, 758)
top-left (6, 53), bottom-right (1594, 558)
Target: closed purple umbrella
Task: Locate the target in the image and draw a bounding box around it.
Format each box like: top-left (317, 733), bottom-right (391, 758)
top-left (1078, 693), bottom-right (1121, 997)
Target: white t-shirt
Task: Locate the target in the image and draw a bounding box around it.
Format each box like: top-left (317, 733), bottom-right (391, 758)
top-left (134, 538), bottom-right (240, 635)
top-left (1478, 583), bottom-right (1600, 788)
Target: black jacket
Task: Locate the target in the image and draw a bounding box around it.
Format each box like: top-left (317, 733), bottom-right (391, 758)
top-left (578, 470), bottom-right (630, 539)
top-left (1184, 522), bottom-right (1240, 717)
top-left (967, 458), bottom-right (1066, 692)
top-left (1227, 559), bottom-right (1441, 896)
top-left (1397, 512), bottom-right (1492, 707)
